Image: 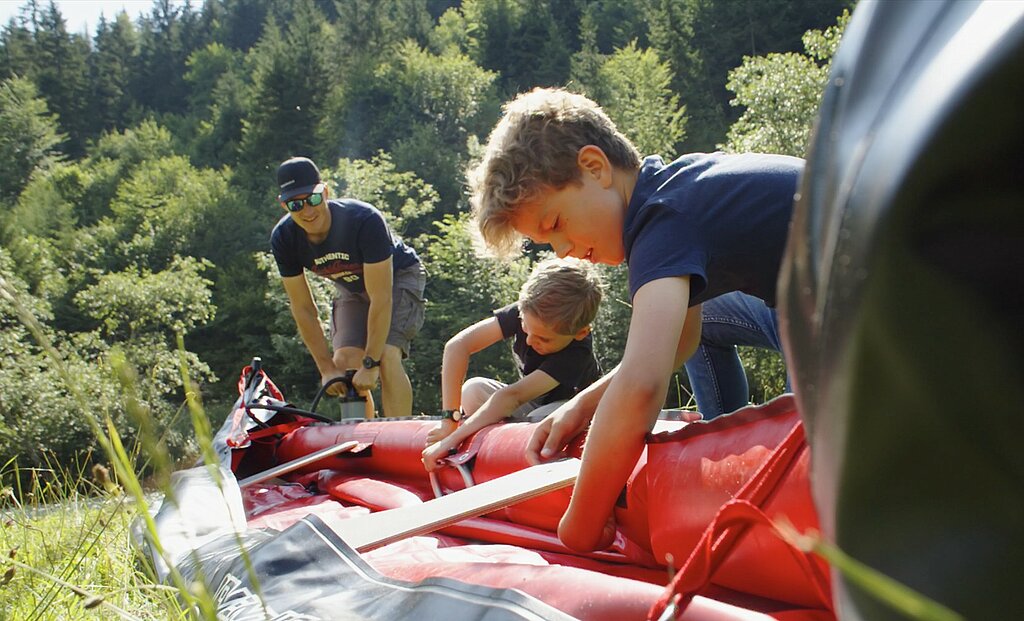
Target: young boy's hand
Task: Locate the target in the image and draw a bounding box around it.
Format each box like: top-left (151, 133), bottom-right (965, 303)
top-left (421, 439), bottom-right (455, 473)
top-left (425, 419), bottom-right (457, 445)
top-left (526, 399), bottom-right (594, 464)
top-left (559, 508), bottom-right (617, 552)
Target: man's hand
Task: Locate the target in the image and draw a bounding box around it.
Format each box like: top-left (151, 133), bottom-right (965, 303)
top-left (352, 367), bottom-right (380, 394)
top-left (525, 396), bottom-right (595, 464)
top-left (426, 419), bottom-right (457, 445)
top-left (320, 368), bottom-right (349, 397)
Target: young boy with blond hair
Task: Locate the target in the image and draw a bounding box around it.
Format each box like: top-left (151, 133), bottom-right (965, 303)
top-left (421, 257), bottom-right (603, 472)
top-left (468, 87), bottom-right (802, 551)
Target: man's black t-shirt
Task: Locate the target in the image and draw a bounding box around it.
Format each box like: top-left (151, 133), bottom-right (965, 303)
top-left (270, 198), bottom-right (419, 293)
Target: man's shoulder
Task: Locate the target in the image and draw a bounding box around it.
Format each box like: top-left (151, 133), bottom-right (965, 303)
top-left (330, 197), bottom-right (381, 217)
top-left (270, 213), bottom-right (299, 244)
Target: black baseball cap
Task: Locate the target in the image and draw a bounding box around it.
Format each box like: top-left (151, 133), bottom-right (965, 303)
top-left (277, 157), bottom-right (325, 201)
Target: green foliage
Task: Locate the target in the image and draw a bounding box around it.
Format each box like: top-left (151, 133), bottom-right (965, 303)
top-left (595, 40), bottom-right (687, 157)
top-left (462, 0), bottom-right (576, 93)
top-left (0, 252), bottom-right (199, 480)
top-left (183, 42), bottom-right (248, 167)
top-left (330, 40), bottom-right (498, 207)
top-left (107, 155), bottom-right (243, 268)
top-left (74, 255), bottom-right (215, 340)
top-left (89, 13), bottom-right (141, 133)
top-left (132, 0), bottom-right (202, 117)
top-left (722, 9), bottom-right (850, 158)
top-left (0, 76), bottom-right (63, 204)
top-left (332, 0), bottom-right (433, 61)
top-left (724, 52), bottom-right (826, 157)
top-left (237, 1), bottom-right (333, 179)
top-left (429, 6), bottom-right (472, 55)
top-left (643, 0), bottom-right (852, 152)
top-left (30, 2), bottom-right (91, 155)
top-left (0, 0), bottom-right (852, 475)
top-left (329, 151), bottom-right (441, 238)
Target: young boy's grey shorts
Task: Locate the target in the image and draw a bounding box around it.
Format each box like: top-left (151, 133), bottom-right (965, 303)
top-left (330, 264), bottom-right (427, 358)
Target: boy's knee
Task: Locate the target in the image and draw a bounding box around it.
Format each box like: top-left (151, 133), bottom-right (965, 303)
top-left (461, 377), bottom-right (497, 413)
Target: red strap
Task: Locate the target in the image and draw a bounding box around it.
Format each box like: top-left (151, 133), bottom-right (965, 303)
top-left (243, 420), bottom-right (310, 442)
top-left (647, 420), bottom-right (830, 619)
top-left (228, 419), bottom-right (312, 447)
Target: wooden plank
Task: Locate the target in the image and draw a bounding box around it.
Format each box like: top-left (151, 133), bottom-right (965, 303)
top-left (238, 441), bottom-right (359, 488)
top-left (326, 458), bottom-right (581, 552)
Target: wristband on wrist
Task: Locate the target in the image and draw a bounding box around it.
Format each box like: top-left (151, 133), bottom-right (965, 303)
top-left (440, 409), bottom-right (464, 423)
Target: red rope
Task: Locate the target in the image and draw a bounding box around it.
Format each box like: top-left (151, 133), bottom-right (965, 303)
top-left (647, 420), bottom-right (831, 619)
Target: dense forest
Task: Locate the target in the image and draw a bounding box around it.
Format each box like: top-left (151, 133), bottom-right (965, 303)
top-left (0, 0), bottom-right (851, 474)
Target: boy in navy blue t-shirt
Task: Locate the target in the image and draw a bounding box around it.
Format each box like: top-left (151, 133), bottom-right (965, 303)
top-left (271, 156), bottom-right (426, 417)
top-left (467, 88), bottom-right (801, 552)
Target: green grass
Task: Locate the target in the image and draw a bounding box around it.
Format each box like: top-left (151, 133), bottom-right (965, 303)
top-left (0, 461), bottom-right (185, 620)
top-left (0, 276), bottom-right (215, 621)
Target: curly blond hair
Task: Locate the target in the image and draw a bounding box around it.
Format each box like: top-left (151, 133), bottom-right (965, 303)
top-left (468, 88), bottom-right (641, 257)
top-left (518, 257), bottom-right (603, 335)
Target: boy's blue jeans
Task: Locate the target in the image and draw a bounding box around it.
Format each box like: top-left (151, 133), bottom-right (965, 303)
top-left (683, 291), bottom-right (789, 419)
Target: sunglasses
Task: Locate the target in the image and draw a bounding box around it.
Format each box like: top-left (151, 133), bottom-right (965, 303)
top-left (284, 192), bottom-right (323, 212)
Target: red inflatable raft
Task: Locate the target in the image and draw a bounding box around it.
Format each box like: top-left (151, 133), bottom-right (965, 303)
top-left (144, 362), bottom-right (834, 620)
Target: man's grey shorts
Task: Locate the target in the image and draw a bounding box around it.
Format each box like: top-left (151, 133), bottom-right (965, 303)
top-left (330, 264), bottom-right (427, 358)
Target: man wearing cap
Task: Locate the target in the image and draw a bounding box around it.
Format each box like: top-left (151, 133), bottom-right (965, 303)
top-left (270, 156), bottom-right (427, 417)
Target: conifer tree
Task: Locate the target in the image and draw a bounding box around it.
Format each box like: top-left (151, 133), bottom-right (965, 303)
top-left (32, 0), bottom-right (90, 154)
top-left (90, 13), bottom-right (139, 133)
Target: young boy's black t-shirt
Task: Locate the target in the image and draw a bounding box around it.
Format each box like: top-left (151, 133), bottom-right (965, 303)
top-left (494, 303), bottom-right (602, 405)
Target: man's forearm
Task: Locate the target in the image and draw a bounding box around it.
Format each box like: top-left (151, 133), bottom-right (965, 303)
top-left (364, 298), bottom-right (391, 360)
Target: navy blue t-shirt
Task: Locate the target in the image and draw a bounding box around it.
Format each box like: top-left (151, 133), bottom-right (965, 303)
top-left (270, 199), bottom-right (420, 293)
top-left (623, 153), bottom-right (803, 307)
top-left (494, 303), bottom-right (602, 405)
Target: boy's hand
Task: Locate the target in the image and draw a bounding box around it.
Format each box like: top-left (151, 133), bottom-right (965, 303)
top-left (526, 398), bottom-right (594, 464)
top-left (558, 508), bottom-right (617, 552)
top-left (426, 419), bottom-right (457, 445)
top-left (421, 439), bottom-right (455, 473)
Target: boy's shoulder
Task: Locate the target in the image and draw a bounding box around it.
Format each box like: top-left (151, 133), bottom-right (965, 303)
top-left (493, 302), bottom-right (521, 337)
top-left (628, 152), bottom-right (804, 214)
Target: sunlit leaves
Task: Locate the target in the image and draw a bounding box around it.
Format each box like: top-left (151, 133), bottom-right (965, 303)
top-left (74, 256), bottom-right (215, 340)
top-left (597, 41), bottom-right (687, 157)
top-left (723, 11), bottom-right (850, 157)
top-left (327, 151), bottom-right (441, 238)
top-left (0, 77), bottom-right (64, 203)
